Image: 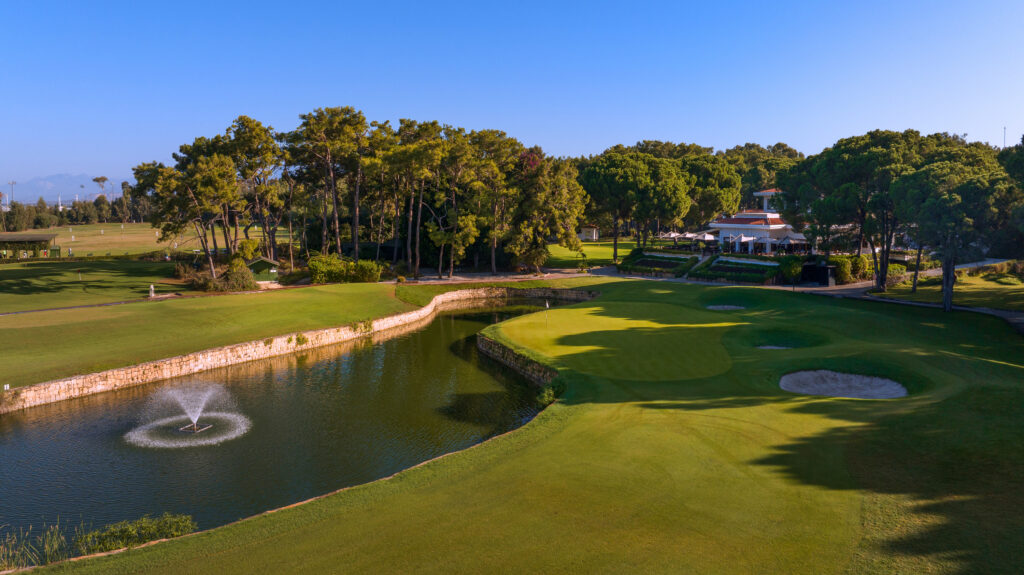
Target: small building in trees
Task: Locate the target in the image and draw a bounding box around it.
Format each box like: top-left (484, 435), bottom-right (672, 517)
top-left (708, 190), bottom-right (806, 254)
top-left (0, 233), bottom-right (60, 259)
top-left (246, 257), bottom-right (279, 281)
top-left (577, 225), bottom-right (600, 242)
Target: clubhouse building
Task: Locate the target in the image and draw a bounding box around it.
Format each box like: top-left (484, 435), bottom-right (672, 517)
top-left (708, 189), bottom-right (807, 254)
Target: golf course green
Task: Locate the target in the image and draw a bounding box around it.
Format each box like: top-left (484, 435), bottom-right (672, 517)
top-left (31, 278), bottom-right (1023, 574)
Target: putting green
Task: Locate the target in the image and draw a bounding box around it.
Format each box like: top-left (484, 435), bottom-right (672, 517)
top-left (500, 302), bottom-right (739, 381)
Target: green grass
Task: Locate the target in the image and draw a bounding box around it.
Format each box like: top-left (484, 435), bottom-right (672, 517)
top-left (546, 239), bottom-right (680, 268)
top-left (881, 273), bottom-right (1024, 311)
top-left (0, 260), bottom-right (193, 313)
top-left (0, 278), bottom-right (612, 389)
top-left (40, 223), bottom-right (199, 255)
top-left (0, 283), bottom-right (414, 388)
top-left (28, 222), bottom-right (283, 257)
top-left (37, 280), bottom-right (1024, 574)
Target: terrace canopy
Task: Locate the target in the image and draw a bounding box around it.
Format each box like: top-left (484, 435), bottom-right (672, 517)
top-left (0, 233), bottom-right (59, 259)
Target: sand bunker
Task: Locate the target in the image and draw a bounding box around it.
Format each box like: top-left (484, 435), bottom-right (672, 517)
top-left (780, 370), bottom-right (907, 399)
top-left (757, 345), bottom-right (791, 350)
top-left (706, 305), bottom-right (745, 310)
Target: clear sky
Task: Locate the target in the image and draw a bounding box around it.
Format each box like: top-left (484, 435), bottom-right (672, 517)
top-left (2, 0), bottom-right (1022, 183)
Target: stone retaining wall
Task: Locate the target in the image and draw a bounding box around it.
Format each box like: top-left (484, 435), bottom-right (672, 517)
top-left (476, 335), bottom-right (558, 386)
top-left (0, 287), bottom-right (596, 415)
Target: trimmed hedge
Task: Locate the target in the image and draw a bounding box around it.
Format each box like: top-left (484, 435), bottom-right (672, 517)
top-left (689, 257), bottom-right (778, 284)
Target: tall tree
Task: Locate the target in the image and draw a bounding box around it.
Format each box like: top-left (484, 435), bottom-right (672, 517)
top-left (283, 107), bottom-right (363, 256)
top-left (719, 143), bottom-right (803, 207)
top-left (679, 154), bottom-right (741, 228)
top-left (634, 156), bottom-right (694, 247)
top-left (470, 129), bottom-right (523, 273)
top-left (92, 176), bottom-right (108, 195)
top-left (578, 152), bottom-right (650, 262)
top-left (894, 145), bottom-right (1014, 310)
top-left (997, 136), bottom-right (1024, 257)
top-left (227, 115), bottom-right (283, 258)
top-left (507, 150), bottom-right (588, 272)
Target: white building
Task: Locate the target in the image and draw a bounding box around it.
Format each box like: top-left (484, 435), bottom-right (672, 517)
top-left (577, 225), bottom-right (600, 242)
top-left (708, 189), bottom-right (807, 254)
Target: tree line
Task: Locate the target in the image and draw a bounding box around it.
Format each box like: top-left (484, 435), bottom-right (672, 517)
top-left (775, 130), bottom-right (1024, 309)
top-left (0, 184), bottom-right (150, 232)
top-left (128, 110), bottom-right (586, 279)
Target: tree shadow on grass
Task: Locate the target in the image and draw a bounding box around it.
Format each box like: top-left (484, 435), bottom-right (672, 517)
top-left (524, 287), bottom-right (1024, 573)
top-left (754, 386), bottom-right (1024, 574)
top-left (0, 260), bottom-right (179, 298)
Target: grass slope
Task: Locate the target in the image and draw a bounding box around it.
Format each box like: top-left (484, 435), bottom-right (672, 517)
top-left (41, 281), bottom-right (1024, 574)
top-left (882, 273), bottom-right (1024, 311)
top-left (1, 278), bottom-right (613, 389)
top-left (0, 260), bottom-right (192, 313)
top-left (545, 239), bottom-right (680, 268)
top-left (0, 283), bottom-right (412, 388)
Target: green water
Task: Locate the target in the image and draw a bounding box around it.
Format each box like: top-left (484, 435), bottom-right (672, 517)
top-left (0, 302), bottom-right (548, 532)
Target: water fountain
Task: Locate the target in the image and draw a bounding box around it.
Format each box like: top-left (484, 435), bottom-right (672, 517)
top-left (124, 384), bottom-right (251, 448)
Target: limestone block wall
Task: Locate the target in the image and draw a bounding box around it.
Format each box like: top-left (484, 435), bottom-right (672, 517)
top-left (476, 335), bottom-right (558, 386)
top-left (0, 287), bottom-right (596, 415)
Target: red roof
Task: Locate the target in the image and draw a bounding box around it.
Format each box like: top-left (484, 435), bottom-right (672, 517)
top-left (753, 188), bottom-right (781, 195)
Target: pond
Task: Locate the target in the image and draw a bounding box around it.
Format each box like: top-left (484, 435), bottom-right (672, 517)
top-left (0, 300), bottom-right (552, 532)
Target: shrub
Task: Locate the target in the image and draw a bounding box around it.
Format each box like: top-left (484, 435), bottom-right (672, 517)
top-left (828, 256), bottom-right (853, 284)
top-left (219, 257), bottom-right (258, 292)
top-left (307, 255), bottom-right (350, 284)
top-left (779, 255), bottom-right (804, 285)
top-left (850, 254), bottom-right (870, 279)
top-left (396, 275), bottom-right (406, 283)
top-left (351, 259), bottom-right (383, 283)
top-left (294, 334), bottom-right (309, 346)
top-left (74, 514), bottom-right (196, 555)
top-left (672, 256), bottom-right (699, 277)
top-left (237, 239), bottom-right (260, 261)
top-left (173, 262), bottom-right (191, 280)
top-left (690, 254), bottom-right (718, 274)
top-left (537, 386), bottom-right (557, 407)
top-left (886, 263), bottom-right (907, 288)
top-left (190, 273), bottom-right (218, 292)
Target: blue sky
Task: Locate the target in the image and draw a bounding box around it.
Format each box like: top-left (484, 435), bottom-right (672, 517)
top-left (1, 0), bottom-right (1022, 185)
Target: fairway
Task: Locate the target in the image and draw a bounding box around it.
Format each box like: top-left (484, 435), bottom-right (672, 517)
top-left (45, 223), bottom-right (200, 255)
top-left (546, 238), bottom-right (683, 268)
top-left (32, 223), bottom-right (283, 257)
top-left (0, 260), bottom-right (191, 313)
top-left (882, 272), bottom-right (1024, 311)
top-left (37, 280), bottom-right (1024, 574)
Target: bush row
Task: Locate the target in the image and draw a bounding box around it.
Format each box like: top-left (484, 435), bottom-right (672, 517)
top-left (308, 255), bottom-right (383, 284)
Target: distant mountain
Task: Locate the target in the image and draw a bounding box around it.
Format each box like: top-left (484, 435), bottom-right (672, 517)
top-left (4, 174), bottom-right (132, 205)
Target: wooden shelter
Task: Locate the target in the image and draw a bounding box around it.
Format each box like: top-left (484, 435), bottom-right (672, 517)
top-left (0, 233), bottom-right (60, 259)
top-left (246, 257), bottom-right (280, 281)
